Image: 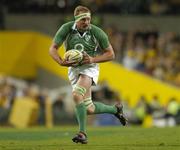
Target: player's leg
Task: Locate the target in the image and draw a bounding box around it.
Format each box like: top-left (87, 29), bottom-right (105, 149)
top-left (72, 74), bottom-right (92, 144)
top-left (83, 87), bottom-right (94, 113)
top-left (84, 88), bottom-right (116, 114)
top-left (84, 88), bottom-right (127, 126)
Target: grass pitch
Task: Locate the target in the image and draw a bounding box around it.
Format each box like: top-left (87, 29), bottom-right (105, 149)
top-left (0, 126), bottom-right (180, 150)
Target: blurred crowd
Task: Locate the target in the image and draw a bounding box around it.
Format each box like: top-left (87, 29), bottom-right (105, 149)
top-left (0, 0), bottom-right (180, 15)
top-left (0, 75), bottom-right (80, 126)
top-left (106, 27), bottom-right (180, 87)
top-left (0, 75), bottom-right (47, 125)
top-left (0, 75), bottom-right (180, 127)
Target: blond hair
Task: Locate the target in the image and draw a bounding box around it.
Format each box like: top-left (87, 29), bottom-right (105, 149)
top-left (74, 5), bottom-right (91, 16)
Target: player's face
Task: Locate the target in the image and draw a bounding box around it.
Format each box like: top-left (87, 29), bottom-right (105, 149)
top-left (76, 17), bottom-right (91, 31)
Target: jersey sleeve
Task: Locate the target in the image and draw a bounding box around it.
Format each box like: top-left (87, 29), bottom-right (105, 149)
top-left (92, 25), bottom-right (110, 50)
top-left (53, 22), bottom-right (73, 47)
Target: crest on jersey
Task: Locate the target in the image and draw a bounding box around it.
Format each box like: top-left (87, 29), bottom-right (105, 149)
top-left (85, 35), bottom-right (91, 41)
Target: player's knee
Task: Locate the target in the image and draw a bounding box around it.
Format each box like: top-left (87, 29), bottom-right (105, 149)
top-left (87, 105), bottom-right (95, 114)
top-left (72, 85), bottom-right (86, 103)
top-left (84, 98), bottom-right (95, 114)
top-left (72, 92), bottom-right (82, 103)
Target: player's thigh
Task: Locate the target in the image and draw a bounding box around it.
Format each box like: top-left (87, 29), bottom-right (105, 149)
top-left (72, 74), bottom-right (92, 102)
top-left (84, 86), bottom-right (91, 98)
top-left (76, 74), bottom-right (92, 90)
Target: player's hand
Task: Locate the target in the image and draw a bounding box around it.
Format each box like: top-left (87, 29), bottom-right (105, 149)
top-left (80, 51), bottom-right (94, 65)
top-left (59, 59), bottom-right (77, 67)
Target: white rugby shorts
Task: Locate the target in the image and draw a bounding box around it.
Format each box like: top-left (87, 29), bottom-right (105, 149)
top-left (68, 63), bottom-right (99, 87)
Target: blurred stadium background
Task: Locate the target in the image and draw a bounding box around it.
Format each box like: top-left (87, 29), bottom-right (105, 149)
top-left (0, 0), bottom-right (180, 130)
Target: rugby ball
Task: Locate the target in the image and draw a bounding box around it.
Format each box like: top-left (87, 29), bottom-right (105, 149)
top-left (64, 49), bottom-right (83, 63)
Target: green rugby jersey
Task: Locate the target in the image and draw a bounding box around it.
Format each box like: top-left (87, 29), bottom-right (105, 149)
top-left (53, 21), bottom-right (110, 57)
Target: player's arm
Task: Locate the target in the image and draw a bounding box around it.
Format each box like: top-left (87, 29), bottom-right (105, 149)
top-left (82, 26), bottom-right (115, 64)
top-left (49, 23), bottom-right (76, 67)
top-left (82, 44), bottom-right (115, 64)
top-left (49, 44), bottom-right (76, 67)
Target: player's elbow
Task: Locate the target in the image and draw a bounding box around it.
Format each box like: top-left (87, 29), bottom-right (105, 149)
top-left (49, 46), bottom-right (56, 57)
top-left (106, 44), bottom-right (115, 60)
top-left (111, 51), bottom-right (115, 60)
top-left (49, 48), bottom-right (54, 57)
top-left (109, 50), bottom-right (115, 60)
top-left (49, 43), bottom-right (58, 56)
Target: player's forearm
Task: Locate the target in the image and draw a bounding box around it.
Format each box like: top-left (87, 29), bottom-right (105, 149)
top-left (92, 48), bottom-right (115, 63)
top-left (49, 45), bottom-right (63, 65)
top-left (92, 51), bottom-right (114, 63)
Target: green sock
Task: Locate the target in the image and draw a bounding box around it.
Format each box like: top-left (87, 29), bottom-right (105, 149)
top-left (75, 102), bottom-right (87, 133)
top-left (93, 102), bottom-right (117, 114)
